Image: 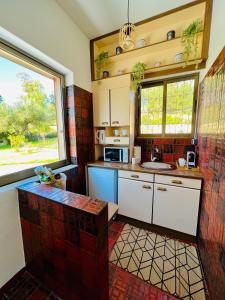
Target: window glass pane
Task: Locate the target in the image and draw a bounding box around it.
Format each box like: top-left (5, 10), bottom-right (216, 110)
top-left (140, 85), bottom-right (163, 134)
top-left (165, 79), bottom-right (195, 134)
top-left (0, 55), bottom-right (64, 177)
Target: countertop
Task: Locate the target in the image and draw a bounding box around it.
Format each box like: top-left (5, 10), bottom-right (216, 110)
top-left (87, 161), bottom-right (203, 180)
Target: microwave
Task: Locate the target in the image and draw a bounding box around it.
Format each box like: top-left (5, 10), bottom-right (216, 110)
top-left (104, 147), bottom-right (129, 163)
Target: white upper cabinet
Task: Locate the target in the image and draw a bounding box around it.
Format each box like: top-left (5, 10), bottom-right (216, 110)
top-left (110, 86), bottom-right (130, 126)
top-left (93, 89), bottom-right (110, 127)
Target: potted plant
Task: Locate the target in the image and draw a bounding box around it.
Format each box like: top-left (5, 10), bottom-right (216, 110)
top-left (94, 51), bottom-right (108, 79)
top-left (181, 19), bottom-right (202, 67)
top-left (131, 62), bottom-right (146, 91)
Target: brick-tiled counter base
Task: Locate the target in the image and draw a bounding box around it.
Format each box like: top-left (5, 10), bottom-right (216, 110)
top-left (17, 182), bottom-right (109, 300)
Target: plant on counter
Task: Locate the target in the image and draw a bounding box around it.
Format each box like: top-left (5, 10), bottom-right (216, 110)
top-left (94, 51), bottom-right (108, 79)
top-left (131, 62), bottom-right (146, 91)
top-left (181, 19), bottom-right (202, 67)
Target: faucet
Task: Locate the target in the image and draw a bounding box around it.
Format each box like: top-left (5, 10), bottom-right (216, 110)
top-left (151, 147), bottom-right (161, 162)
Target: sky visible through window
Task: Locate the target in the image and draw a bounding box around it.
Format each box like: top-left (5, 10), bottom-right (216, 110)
top-left (0, 55), bottom-right (60, 177)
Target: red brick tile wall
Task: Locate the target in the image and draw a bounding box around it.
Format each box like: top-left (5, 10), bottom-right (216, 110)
top-left (17, 182), bottom-right (109, 300)
top-left (135, 138), bottom-right (195, 163)
top-left (197, 47), bottom-right (225, 300)
top-left (65, 85), bottom-right (94, 194)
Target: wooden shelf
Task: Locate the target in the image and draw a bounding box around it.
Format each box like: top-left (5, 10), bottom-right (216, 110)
top-left (93, 58), bottom-right (204, 82)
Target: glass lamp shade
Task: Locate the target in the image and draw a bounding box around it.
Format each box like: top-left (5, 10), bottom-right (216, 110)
top-left (119, 22), bottom-right (135, 51)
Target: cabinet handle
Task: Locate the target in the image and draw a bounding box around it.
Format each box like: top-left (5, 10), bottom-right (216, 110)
top-left (131, 174), bottom-right (139, 178)
top-left (113, 139), bottom-right (120, 142)
top-left (171, 180), bottom-right (183, 184)
top-left (142, 185), bottom-right (151, 189)
top-left (102, 121), bottom-right (108, 125)
top-left (112, 121), bottom-right (119, 124)
top-left (157, 187), bottom-right (167, 191)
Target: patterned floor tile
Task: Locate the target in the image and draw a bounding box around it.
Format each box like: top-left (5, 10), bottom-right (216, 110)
top-left (110, 224), bottom-right (206, 300)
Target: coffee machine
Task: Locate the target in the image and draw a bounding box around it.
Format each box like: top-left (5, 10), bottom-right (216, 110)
top-left (187, 151), bottom-right (196, 168)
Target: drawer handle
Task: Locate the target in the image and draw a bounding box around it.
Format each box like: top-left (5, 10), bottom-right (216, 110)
top-left (113, 139), bottom-right (120, 142)
top-left (112, 121), bottom-right (119, 124)
top-left (171, 180), bottom-right (183, 184)
top-left (142, 185), bottom-right (151, 189)
top-left (157, 187), bottom-right (167, 191)
top-left (102, 121), bottom-right (108, 125)
top-left (131, 174), bottom-right (139, 178)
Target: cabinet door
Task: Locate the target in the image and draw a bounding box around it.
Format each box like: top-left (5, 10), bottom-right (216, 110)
top-left (118, 178), bottom-right (153, 223)
top-left (153, 184), bottom-right (200, 235)
top-left (93, 90), bottom-right (110, 127)
top-left (110, 86), bottom-right (130, 126)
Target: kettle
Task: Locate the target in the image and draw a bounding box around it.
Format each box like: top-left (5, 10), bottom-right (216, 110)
top-left (96, 130), bottom-right (105, 144)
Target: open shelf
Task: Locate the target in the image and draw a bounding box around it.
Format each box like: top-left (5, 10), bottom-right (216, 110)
top-left (90, 1), bottom-right (211, 81)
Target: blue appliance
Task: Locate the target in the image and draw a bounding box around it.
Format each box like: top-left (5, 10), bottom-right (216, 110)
top-left (88, 167), bottom-right (118, 203)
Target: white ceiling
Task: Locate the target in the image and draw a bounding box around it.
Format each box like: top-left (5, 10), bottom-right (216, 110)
top-left (55, 0), bottom-right (196, 39)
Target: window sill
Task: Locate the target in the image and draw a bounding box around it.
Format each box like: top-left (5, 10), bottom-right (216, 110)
top-left (0, 164), bottom-right (77, 193)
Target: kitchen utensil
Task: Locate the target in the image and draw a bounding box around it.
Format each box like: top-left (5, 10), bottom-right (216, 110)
top-left (187, 151), bottom-right (196, 168)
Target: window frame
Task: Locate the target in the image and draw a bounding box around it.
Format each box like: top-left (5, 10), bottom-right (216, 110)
top-left (137, 73), bottom-right (199, 138)
top-left (0, 39), bottom-right (70, 187)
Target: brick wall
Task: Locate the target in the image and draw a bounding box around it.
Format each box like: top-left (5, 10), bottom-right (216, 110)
top-left (197, 47), bottom-right (225, 300)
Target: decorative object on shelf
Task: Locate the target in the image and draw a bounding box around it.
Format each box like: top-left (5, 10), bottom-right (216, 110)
top-left (116, 46), bottom-right (123, 55)
top-left (119, 0), bottom-right (135, 51)
top-left (177, 157), bottom-right (187, 167)
top-left (117, 69), bottom-right (125, 75)
top-left (167, 30), bottom-right (175, 40)
top-left (94, 51), bottom-right (108, 79)
top-left (175, 52), bottom-right (183, 63)
top-left (136, 38), bottom-right (145, 48)
top-left (34, 166), bottom-right (67, 190)
top-left (103, 70), bottom-right (109, 78)
top-left (181, 19), bottom-right (202, 67)
top-left (154, 61), bottom-right (161, 68)
top-left (131, 62), bottom-right (146, 90)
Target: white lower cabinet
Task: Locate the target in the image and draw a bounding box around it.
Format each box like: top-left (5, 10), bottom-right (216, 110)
top-left (153, 183), bottom-right (200, 235)
top-left (118, 177), bottom-right (153, 223)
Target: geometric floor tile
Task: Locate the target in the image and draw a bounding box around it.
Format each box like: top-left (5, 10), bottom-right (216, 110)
top-left (110, 224), bottom-right (207, 300)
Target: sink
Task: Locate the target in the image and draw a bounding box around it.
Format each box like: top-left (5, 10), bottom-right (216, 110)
top-left (141, 162), bottom-right (174, 170)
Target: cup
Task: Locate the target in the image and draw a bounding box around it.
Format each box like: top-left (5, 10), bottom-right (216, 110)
top-left (132, 157), bottom-right (138, 165)
top-left (121, 129), bottom-right (127, 136)
top-left (178, 158), bottom-right (186, 167)
top-left (113, 130), bottom-right (119, 136)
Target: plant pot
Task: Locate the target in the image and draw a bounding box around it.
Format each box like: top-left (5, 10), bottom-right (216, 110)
top-left (103, 71), bottom-right (109, 78)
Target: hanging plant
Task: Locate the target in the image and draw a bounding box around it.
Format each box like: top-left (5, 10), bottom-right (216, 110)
top-left (131, 62), bottom-right (146, 91)
top-left (94, 51), bottom-right (108, 79)
top-left (181, 19), bottom-right (202, 67)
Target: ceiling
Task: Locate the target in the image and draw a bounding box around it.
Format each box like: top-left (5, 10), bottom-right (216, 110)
top-left (55, 0), bottom-right (196, 39)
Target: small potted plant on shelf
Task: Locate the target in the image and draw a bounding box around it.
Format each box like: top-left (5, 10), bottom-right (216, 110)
top-left (131, 62), bottom-right (146, 91)
top-left (94, 51), bottom-right (109, 79)
top-left (181, 19), bottom-right (202, 67)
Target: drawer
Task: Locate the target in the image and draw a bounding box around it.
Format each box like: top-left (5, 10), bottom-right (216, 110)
top-left (155, 174), bottom-right (201, 189)
top-left (118, 170), bottom-right (154, 182)
top-left (105, 137), bottom-right (129, 145)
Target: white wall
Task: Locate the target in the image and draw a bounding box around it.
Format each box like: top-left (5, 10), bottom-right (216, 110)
top-left (0, 0), bottom-right (91, 91)
top-left (200, 0), bottom-right (225, 80)
top-left (0, 189), bottom-right (25, 287)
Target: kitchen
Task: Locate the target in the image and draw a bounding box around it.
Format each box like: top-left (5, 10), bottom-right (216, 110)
top-left (0, 0), bottom-right (224, 300)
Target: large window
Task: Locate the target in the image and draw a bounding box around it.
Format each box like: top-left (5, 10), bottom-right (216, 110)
top-left (0, 43), bottom-right (66, 185)
top-left (139, 75), bottom-right (198, 137)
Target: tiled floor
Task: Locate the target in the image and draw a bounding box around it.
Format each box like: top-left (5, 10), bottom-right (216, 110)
top-left (110, 224), bottom-right (207, 300)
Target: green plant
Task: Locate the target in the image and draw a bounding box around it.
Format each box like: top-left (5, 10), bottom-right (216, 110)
top-left (131, 62), bottom-right (147, 91)
top-left (181, 19), bottom-right (202, 66)
top-left (94, 51), bottom-right (108, 79)
top-left (8, 135), bottom-right (25, 151)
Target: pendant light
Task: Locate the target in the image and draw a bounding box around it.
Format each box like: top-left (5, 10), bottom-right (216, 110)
top-left (119, 0), bottom-right (135, 51)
